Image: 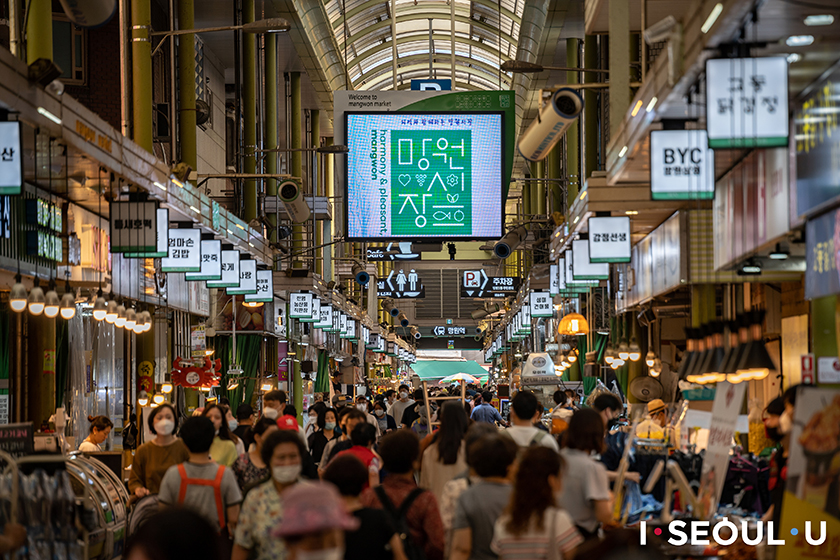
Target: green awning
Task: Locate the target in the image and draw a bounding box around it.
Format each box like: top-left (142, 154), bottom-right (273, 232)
top-left (410, 360), bottom-right (489, 383)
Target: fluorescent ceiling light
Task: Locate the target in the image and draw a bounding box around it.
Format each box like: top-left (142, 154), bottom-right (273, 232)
top-left (786, 53), bottom-right (802, 64)
top-left (190, 205), bottom-right (200, 213)
top-left (573, 216), bottom-right (580, 224)
top-left (646, 97), bottom-right (658, 113)
top-left (804, 14), bottom-right (833, 26)
top-left (618, 146), bottom-right (628, 157)
top-left (786, 35), bottom-right (814, 46)
top-left (625, 210), bottom-right (639, 215)
top-left (631, 100), bottom-right (644, 117)
top-left (37, 107), bottom-right (62, 125)
top-left (701, 3), bottom-right (724, 33)
top-left (153, 181), bottom-right (167, 191)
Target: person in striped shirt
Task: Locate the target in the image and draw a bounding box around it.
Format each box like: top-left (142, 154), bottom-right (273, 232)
top-left (491, 447), bottom-right (582, 560)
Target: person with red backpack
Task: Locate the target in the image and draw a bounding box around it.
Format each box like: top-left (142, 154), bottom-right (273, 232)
top-left (158, 416), bottom-right (242, 552)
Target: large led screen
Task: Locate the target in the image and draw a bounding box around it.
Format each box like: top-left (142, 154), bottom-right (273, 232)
top-left (345, 112), bottom-right (504, 240)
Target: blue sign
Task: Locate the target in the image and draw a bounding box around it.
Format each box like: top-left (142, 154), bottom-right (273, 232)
top-left (410, 79), bottom-right (452, 91)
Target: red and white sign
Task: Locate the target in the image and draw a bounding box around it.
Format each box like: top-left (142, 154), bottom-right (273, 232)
top-left (801, 354), bottom-right (815, 385)
top-left (817, 357), bottom-right (840, 384)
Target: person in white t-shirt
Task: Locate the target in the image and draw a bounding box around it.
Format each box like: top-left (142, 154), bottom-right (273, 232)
top-left (78, 415), bottom-right (113, 452)
top-left (504, 390), bottom-right (559, 451)
top-left (492, 446), bottom-right (582, 560)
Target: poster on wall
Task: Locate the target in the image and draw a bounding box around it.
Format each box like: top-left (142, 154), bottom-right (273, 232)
top-left (777, 387), bottom-right (840, 560)
top-left (650, 130), bottom-right (715, 200)
top-left (345, 111), bottom-right (504, 240)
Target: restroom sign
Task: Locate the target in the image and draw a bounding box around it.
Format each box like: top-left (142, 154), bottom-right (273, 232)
top-left (530, 292), bottom-right (553, 317)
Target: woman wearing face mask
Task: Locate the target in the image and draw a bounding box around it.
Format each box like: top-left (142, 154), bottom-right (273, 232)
top-left (224, 405), bottom-right (247, 456)
top-left (232, 430), bottom-right (308, 560)
top-left (79, 415), bottom-right (114, 452)
top-left (128, 403), bottom-right (190, 500)
top-left (203, 403), bottom-right (240, 467)
top-left (372, 401), bottom-right (397, 436)
top-left (309, 408), bottom-right (340, 466)
top-left (233, 417), bottom-right (279, 491)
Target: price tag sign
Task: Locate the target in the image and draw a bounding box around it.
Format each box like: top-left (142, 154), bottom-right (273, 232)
top-left (227, 259), bottom-right (258, 295)
top-left (530, 292), bottom-right (553, 318)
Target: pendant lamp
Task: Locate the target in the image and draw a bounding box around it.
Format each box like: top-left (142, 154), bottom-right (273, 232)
top-left (10, 274), bottom-right (27, 313)
top-left (558, 312), bottom-right (589, 336)
top-left (44, 281), bottom-right (60, 319)
top-left (685, 327), bottom-right (708, 383)
top-left (59, 280), bottom-right (76, 320)
top-left (677, 328), bottom-right (698, 380)
top-left (733, 311), bottom-right (776, 383)
top-left (28, 278), bottom-right (45, 316)
top-left (114, 302), bottom-right (126, 328)
top-left (628, 338), bottom-right (641, 362)
top-left (722, 316), bottom-right (750, 381)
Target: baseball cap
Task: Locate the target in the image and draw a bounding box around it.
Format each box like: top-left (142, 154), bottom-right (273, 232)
top-left (272, 482), bottom-right (359, 538)
top-left (277, 415), bottom-right (299, 431)
top-left (647, 399), bottom-right (666, 415)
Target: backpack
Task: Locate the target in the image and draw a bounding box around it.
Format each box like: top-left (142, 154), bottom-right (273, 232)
top-left (375, 486), bottom-right (427, 560)
top-left (176, 464), bottom-right (228, 532)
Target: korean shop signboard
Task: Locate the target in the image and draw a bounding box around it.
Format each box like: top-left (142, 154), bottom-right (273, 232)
top-left (227, 259), bottom-right (257, 295)
top-left (0, 122), bottom-right (22, 195)
top-left (160, 228), bottom-right (200, 272)
top-left (804, 207), bottom-right (840, 300)
top-left (706, 57), bottom-right (788, 149)
top-left (289, 292), bottom-right (313, 319)
top-left (588, 217), bottom-right (631, 263)
top-left (244, 270), bottom-right (274, 304)
top-left (111, 201), bottom-right (157, 253)
top-left (185, 239), bottom-right (223, 282)
top-left (572, 239), bottom-right (609, 280)
top-left (650, 130), bottom-right (715, 200)
top-left (206, 250), bottom-right (240, 288)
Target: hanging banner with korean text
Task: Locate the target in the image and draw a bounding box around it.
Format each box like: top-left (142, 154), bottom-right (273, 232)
top-left (206, 250), bottom-right (240, 289)
top-left (244, 270), bottom-right (274, 304)
top-left (572, 239), bottom-right (609, 280)
top-left (315, 304), bottom-right (333, 330)
top-left (0, 122), bottom-right (22, 195)
top-left (530, 292), bottom-right (553, 318)
top-left (289, 292), bottom-right (313, 319)
top-left (650, 130), bottom-right (715, 200)
top-left (588, 216), bottom-right (631, 263)
top-left (227, 259), bottom-right (257, 295)
top-left (185, 240), bottom-right (223, 282)
top-left (309, 297), bottom-right (321, 323)
top-left (110, 201), bottom-right (157, 253)
top-left (706, 57), bottom-right (788, 149)
top-left (125, 208), bottom-right (169, 258)
top-left (160, 228), bottom-right (201, 272)
top-left (804, 207), bottom-right (840, 300)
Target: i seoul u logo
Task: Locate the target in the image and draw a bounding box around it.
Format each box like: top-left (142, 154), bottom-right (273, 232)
top-left (639, 520), bottom-right (827, 546)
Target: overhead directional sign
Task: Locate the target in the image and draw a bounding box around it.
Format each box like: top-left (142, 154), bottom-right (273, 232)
top-left (366, 241), bottom-right (422, 261)
top-left (460, 269), bottom-right (520, 298)
top-left (377, 268), bottom-right (425, 298)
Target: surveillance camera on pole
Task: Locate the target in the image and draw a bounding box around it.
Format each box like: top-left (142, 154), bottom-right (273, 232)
top-left (644, 15), bottom-right (678, 43)
top-left (410, 326), bottom-right (421, 339)
top-left (493, 226), bottom-right (528, 260)
top-left (352, 263), bottom-right (369, 286)
top-left (517, 88), bottom-right (584, 162)
top-left (397, 312), bottom-right (410, 328)
top-left (382, 298), bottom-right (400, 317)
top-left (474, 328), bottom-right (485, 342)
top-left (471, 303), bottom-right (501, 321)
top-left (278, 179), bottom-right (311, 223)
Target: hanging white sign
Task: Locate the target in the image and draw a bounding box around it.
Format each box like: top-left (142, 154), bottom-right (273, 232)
top-left (549, 264), bottom-right (559, 296)
top-left (572, 239), bottom-right (609, 280)
top-left (339, 313), bottom-right (348, 336)
top-left (207, 250), bottom-right (240, 288)
top-left (315, 304), bottom-right (333, 329)
top-left (161, 228), bottom-right (201, 272)
top-left (0, 122), bottom-right (22, 195)
top-left (650, 129), bottom-right (715, 200)
top-left (345, 319), bottom-right (357, 340)
top-left (565, 251), bottom-right (599, 289)
top-left (530, 292), bottom-right (553, 318)
top-left (227, 259), bottom-right (257, 295)
top-left (310, 297), bottom-right (321, 323)
top-left (557, 257), bottom-right (566, 291)
top-left (706, 57), bottom-right (788, 149)
top-left (588, 216), bottom-right (631, 263)
top-left (111, 201), bottom-right (157, 253)
top-left (289, 292), bottom-right (313, 319)
top-left (244, 270), bottom-right (274, 303)
top-left (125, 207), bottom-right (169, 258)
top-left (185, 240), bottom-right (223, 281)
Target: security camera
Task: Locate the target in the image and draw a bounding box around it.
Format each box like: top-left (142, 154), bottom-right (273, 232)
top-left (475, 327), bottom-right (484, 335)
top-left (470, 303), bottom-right (501, 321)
top-left (47, 79), bottom-right (65, 96)
top-left (644, 15), bottom-right (678, 44)
top-left (474, 328), bottom-right (485, 342)
top-left (381, 298), bottom-right (400, 317)
top-left (278, 179), bottom-right (311, 223)
top-left (493, 226), bottom-right (528, 260)
top-left (352, 263), bottom-right (370, 285)
top-left (410, 326), bottom-right (421, 339)
top-left (518, 88), bottom-right (584, 162)
top-left (397, 312), bottom-right (410, 328)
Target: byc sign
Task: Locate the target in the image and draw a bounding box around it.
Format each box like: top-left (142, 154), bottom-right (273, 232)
top-left (640, 520), bottom-right (828, 547)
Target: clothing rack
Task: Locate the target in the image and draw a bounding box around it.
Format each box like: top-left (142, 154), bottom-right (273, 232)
top-left (421, 380), bottom-right (467, 428)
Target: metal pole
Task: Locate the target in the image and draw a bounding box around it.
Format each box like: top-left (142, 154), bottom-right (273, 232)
top-left (119, 0), bottom-right (130, 136)
top-left (234, 0), bottom-right (242, 212)
top-left (291, 72), bottom-right (303, 264)
top-left (584, 35), bottom-right (599, 180)
top-left (26, 0), bottom-right (52, 64)
top-left (312, 109), bottom-right (321, 275)
top-left (391, 0), bottom-right (398, 89)
top-left (131, 0), bottom-right (153, 152)
top-left (169, 0), bottom-right (177, 160)
top-left (264, 32), bottom-right (279, 242)
top-left (9, 0), bottom-right (19, 58)
top-left (450, 0), bottom-right (456, 88)
top-left (428, 19), bottom-right (433, 79)
top-left (324, 136), bottom-right (334, 283)
top-left (565, 39), bottom-right (580, 208)
top-left (243, 0), bottom-right (258, 222)
top-left (641, 0), bottom-right (647, 84)
top-left (178, 0), bottom-right (197, 169)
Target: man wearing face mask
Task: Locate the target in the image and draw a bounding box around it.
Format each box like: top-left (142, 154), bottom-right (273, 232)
top-left (355, 395), bottom-right (383, 440)
top-left (388, 384), bottom-right (415, 430)
top-left (262, 390), bottom-right (309, 451)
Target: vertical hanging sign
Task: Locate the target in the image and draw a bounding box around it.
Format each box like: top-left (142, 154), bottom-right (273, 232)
top-left (227, 259), bottom-right (257, 295)
top-left (650, 129), bottom-right (715, 200)
top-left (530, 292), bottom-right (553, 318)
top-left (160, 228), bottom-right (201, 272)
top-left (185, 239), bottom-right (223, 281)
top-left (207, 250), bottom-right (241, 288)
top-left (244, 270), bottom-right (274, 303)
top-left (125, 207), bottom-right (169, 258)
top-left (110, 201), bottom-right (158, 253)
top-left (588, 216), bottom-right (631, 263)
top-left (289, 292), bottom-right (313, 319)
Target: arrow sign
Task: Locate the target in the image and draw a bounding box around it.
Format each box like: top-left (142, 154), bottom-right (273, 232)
top-left (433, 326), bottom-right (446, 336)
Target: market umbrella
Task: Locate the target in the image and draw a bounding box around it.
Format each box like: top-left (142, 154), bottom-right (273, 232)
top-left (439, 373), bottom-right (481, 384)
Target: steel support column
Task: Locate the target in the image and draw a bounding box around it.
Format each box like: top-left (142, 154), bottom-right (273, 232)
top-left (311, 109), bottom-right (321, 275)
top-left (131, 0), bottom-right (153, 152)
top-left (178, 0), bottom-right (197, 170)
top-left (584, 35), bottom-right (599, 180)
top-left (608, 0), bottom-right (630, 138)
top-left (243, 0), bottom-right (258, 222)
top-left (265, 33), bottom-right (279, 243)
top-left (565, 39), bottom-right (580, 208)
top-left (26, 0), bottom-right (52, 64)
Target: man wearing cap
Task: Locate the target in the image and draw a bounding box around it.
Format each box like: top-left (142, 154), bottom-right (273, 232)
top-left (635, 399), bottom-right (678, 446)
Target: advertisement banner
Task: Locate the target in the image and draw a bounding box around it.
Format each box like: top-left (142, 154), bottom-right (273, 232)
top-left (805, 207), bottom-right (840, 300)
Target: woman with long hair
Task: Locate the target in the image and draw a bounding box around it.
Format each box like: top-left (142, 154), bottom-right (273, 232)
top-left (232, 417), bottom-right (278, 491)
top-left (492, 446), bottom-right (582, 560)
top-left (79, 415), bottom-right (113, 452)
top-left (128, 404), bottom-right (189, 500)
top-left (203, 403), bottom-right (239, 467)
top-left (420, 401), bottom-right (469, 501)
top-left (308, 407), bottom-right (340, 465)
top-left (558, 408), bottom-right (613, 541)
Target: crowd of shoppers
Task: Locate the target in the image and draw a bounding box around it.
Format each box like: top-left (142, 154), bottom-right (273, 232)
top-left (122, 384), bottom-right (661, 560)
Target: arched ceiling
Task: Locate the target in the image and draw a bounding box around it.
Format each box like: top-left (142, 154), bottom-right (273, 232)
top-left (324, 0), bottom-right (527, 91)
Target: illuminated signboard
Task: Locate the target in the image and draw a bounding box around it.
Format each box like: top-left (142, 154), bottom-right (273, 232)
top-left (206, 250), bottom-right (241, 289)
top-left (161, 228), bottom-right (201, 272)
top-left (110, 201), bottom-right (157, 253)
top-left (650, 130), bottom-right (715, 200)
top-left (345, 112), bottom-right (504, 240)
top-left (588, 216), bottom-right (631, 263)
top-left (244, 270), bottom-right (274, 304)
top-left (0, 122), bottom-right (22, 195)
top-left (185, 240), bottom-right (223, 282)
top-left (227, 259), bottom-right (257, 295)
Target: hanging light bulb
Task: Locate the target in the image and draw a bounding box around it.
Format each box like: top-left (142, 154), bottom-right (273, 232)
top-left (143, 311), bottom-right (153, 332)
top-left (618, 339), bottom-right (630, 361)
top-left (131, 311), bottom-right (145, 334)
top-left (604, 343), bottom-right (615, 364)
top-left (152, 393), bottom-right (165, 405)
top-left (137, 390), bottom-right (149, 406)
top-left (59, 281), bottom-right (76, 320)
top-left (567, 349), bottom-right (577, 363)
top-left (124, 308), bottom-right (137, 331)
top-left (10, 274), bottom-right (27, 313)
top-left (649, 358), bottom-right (662, 378)
top-left (686, 327), bottom-right (709, 383)
top-left (92, 290), bottom-right (107, 321)
top-left (161, 382), bottom-right (173, 394)
top-left (43, 282), bottom-right (60, 318)
top-left (105, 298), bottom-right (118, 323)
top-left (610, 359), bottom-right (621, 370)
top-left (27, 278), bottom-right (45, 315)
top-left (698, 322), bottom-right (727, 383)
top-left (645, 350), bottom-right (656, 368)
top-left (628, 337), bottom-right (641, 361)
top-left (114, 303), bottom-right (126, 328)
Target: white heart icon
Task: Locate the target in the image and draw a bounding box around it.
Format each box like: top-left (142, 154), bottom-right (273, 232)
top-left (398, 174), bottom-right (411, 186)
